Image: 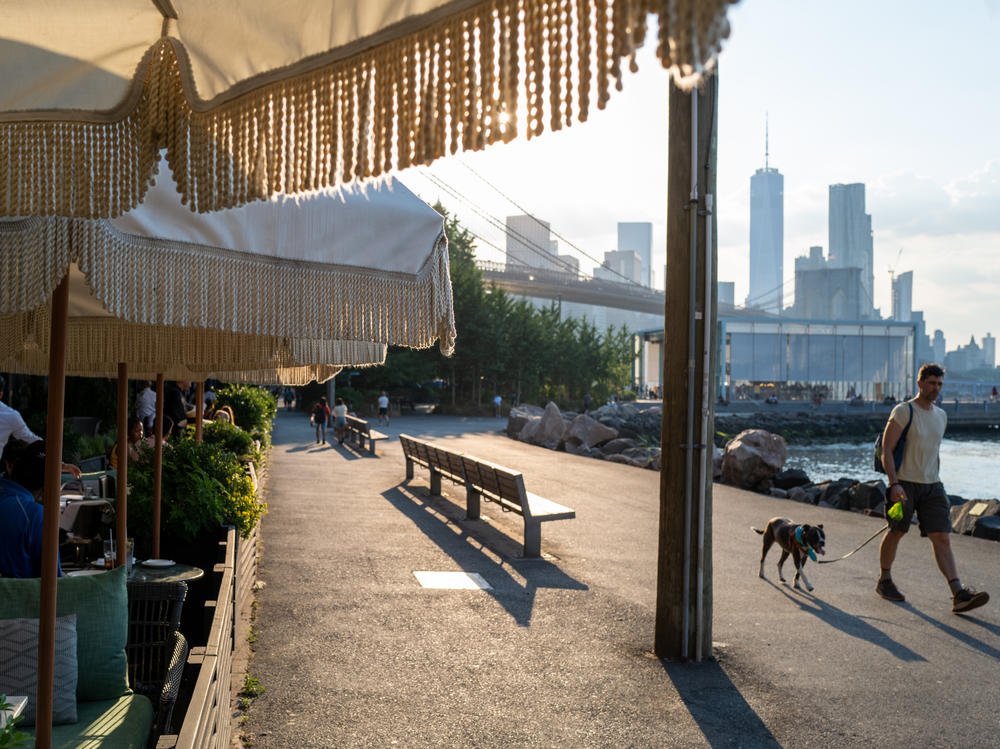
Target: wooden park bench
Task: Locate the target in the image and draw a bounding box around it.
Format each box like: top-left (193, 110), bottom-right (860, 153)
top-left (343, 414), bottom-right (389, 455)
top-left (398, 434), bottom-right (575, 557)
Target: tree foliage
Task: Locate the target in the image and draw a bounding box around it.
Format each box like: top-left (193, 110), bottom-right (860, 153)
top-left (348, 205), bottom-right (636, 410)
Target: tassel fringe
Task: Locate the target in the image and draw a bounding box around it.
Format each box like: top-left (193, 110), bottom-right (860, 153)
top-left (0, 0), bottom-right (734, 218)
top-left (0, 217), bottom-right (456, 356)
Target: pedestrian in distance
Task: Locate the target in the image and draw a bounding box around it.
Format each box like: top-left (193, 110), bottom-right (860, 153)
top-left (311, 397), bottom-right (331, 444)
top-left (332, 398), bottom-right (348, 444)
top-left (377, 391), bottom-right (390, 426)
top-left (582, 392), bottom-right (591, 413)
top-left (493, 393), bottom-right (502, 418)
top-left (875, 363), bottom-right (989, 614)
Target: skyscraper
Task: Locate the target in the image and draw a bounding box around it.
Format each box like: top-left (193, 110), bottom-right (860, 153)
top-left (891, 270), bottom-right (913, 321)
top-left (505, 215), bottom-right (559, 270)
top-left (617, 222), bottom-right (653, 287)
top-left (747, 164), bottom-right (784, 313)
top-left (828, 183), bottom-right (874, 316)
top-left (594, 250), bottom-right (642, 284)
top-left (982, 333), bottom-right (996, 369)
top-left (746, 119), bottom-right (783, 313)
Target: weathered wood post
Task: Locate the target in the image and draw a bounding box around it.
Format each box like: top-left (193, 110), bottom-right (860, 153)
top-left (656, 70), bottom-right (718, 661)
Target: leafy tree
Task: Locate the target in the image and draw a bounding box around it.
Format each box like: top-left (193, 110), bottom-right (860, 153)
top-left (376, 206), bottom-right (638, 411)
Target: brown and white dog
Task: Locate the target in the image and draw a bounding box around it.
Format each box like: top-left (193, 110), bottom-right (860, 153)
top-left (752, 517), bottom-right (826, 592)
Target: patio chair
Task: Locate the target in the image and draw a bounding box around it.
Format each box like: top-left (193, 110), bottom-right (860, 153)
top-left (126, 580), bottom-right (190, 738)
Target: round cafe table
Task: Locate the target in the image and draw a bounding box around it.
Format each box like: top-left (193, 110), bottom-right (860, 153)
top-left (128, 561), bottom-right (205, 584)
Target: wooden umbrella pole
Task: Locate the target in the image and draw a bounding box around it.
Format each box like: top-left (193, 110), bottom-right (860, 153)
top-left (195, 380), bottom-right (205, 442)
top-left (36, 272), bottom-right (70, 749)
top-left (153, 373), bottom-right (164, 558)
top-left (116, 363), bottom-right (128, 567)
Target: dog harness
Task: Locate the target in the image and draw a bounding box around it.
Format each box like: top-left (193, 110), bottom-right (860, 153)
top-left (795, 526), bottom-right (818, 562)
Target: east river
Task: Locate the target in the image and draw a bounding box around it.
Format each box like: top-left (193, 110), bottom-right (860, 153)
top-left (784, 434), bottom-right (1000, 500)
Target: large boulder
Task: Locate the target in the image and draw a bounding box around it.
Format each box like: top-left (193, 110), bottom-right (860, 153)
top-left (972, 515), bottom-right (1000, 541)
top-left (507, 405), bottom-right (544, 439)
top-left (951, 499), bottom-right (1000, 536)
top-left (564, 413), bottom-right (618, 451)
top-left (815, 478), bottom-right (855, 508)
top-left (518, 417), bottom-right (541, 443)
top-left (599, 437), bottom-right (638, 456)
top-left (531, 402), bottom-right (567, 447)
top-left (720, 429), bottom-right (787, 490)
top-left (847, 480), bottom-right (886, 512)
top-left (773, 468), bottom-right (811, 490)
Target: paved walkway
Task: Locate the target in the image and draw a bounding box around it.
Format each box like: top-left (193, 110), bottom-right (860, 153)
top-left (243, 411), bottom-right (1000, 748)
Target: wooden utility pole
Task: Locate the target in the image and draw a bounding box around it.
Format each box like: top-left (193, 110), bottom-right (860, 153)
top-left (655, 71), bottom-right (719, 661)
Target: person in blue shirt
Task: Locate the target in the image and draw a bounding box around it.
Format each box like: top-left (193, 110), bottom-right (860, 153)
top-left (0, 439), bottom-right (61, 578)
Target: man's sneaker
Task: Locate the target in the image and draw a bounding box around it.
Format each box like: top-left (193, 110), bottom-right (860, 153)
top-left (876, 578), bottom-right (905, 602)
top-left (952, 587), bottom-right (989, 613)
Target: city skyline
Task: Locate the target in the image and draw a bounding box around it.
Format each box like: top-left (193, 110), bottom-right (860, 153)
top-left (398, 0), bottom-right (1000, 348)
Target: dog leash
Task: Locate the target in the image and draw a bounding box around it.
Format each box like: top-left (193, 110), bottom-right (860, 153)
top-left (817, 523), bottom-right (889, 564)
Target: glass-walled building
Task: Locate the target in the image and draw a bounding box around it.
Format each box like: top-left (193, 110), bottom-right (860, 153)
top-left (636, 316), bottom-right (917, 402)
top-left (722, 318), bottom-right (916, 402)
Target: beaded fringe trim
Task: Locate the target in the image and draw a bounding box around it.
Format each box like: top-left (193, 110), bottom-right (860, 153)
top-left (0, 0), bottom-right (733, 218)
top-left (0, 217), bottom-right (456, 357)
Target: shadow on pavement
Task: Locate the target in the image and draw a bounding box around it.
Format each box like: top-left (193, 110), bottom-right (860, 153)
top-left (767, 580), bottom-right (927, 662)
top-left (383, 485), bottom-right (587, 627)
top-left (661, 659), bottom-right (781, 748)
top-left (905, 606), bottom-right (1000, 660)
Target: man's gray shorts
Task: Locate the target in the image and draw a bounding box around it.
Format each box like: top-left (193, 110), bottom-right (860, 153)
top-left (890, 480), bottom-right (953, 536)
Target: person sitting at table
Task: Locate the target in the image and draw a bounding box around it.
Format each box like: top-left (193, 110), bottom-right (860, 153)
top-left (109, 416), bottom-right (156, 469)
top-left (163, 379), bottom-right (191, 438)
top-left (0, 439), bottom-right (62, 578)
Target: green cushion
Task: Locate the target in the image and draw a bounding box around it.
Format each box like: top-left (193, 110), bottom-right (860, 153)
top-left (22, 693), bottom-right (153, 749)
top-left (0, 566), bottom-right (129, 701)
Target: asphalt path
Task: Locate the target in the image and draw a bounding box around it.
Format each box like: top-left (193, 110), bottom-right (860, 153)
top-left (243, 410), bottom-right (1000, 748)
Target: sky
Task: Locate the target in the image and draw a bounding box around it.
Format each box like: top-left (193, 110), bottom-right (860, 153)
top-left (396, 0), bottom-right (1000, 350)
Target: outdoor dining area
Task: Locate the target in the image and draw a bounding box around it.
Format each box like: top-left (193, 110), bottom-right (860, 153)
top-left (0, 160), bottom-right (455, 746)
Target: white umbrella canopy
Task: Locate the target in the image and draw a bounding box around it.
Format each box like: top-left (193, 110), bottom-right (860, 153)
top-left (0, 157), bottom-right (455, 378)
top-left (0, 0), bottom-right (736, 217)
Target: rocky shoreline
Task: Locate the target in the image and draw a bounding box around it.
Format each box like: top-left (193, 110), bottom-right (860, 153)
top-left (505, 402), bottom-right (1000, 543)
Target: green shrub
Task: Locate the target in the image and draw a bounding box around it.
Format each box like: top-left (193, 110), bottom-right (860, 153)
top-left (127, 437), bottom-right (265, 556)
top-left (201, 420), bottom-right (257, 462)
top-left (215, 385), bottom-right (277, 436)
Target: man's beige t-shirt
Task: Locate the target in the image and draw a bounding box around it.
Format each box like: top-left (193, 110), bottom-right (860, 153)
top-left (890, 399), bottom-right (946, 484)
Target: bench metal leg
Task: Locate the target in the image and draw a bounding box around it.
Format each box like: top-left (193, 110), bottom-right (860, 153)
top-left (466, 488), bottom-right (481, 520)
top-left (523, 521), bottom-right (542, 557)
top-left (429, 468), bottom-right (442, 497)
top-left (369, 439), bottom-right (377, 456)
top-left (405, 458), bottom-right (414, 481)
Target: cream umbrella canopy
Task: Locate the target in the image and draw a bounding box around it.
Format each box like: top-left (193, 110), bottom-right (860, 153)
top-left (0, 0), bottom-right (736, 218)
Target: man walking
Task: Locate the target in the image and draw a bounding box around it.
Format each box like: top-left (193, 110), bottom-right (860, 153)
top-left (876, 363), bottom-right (988, 613)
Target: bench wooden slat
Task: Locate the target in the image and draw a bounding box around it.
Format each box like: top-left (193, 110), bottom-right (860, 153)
top-left (525, 491), bottom-right (576, 520)
top-left (399, 437), bottom-right (574, 557)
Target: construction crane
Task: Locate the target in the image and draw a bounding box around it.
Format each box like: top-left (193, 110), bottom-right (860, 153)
top-left (888, 247), bottom-right (904, 283)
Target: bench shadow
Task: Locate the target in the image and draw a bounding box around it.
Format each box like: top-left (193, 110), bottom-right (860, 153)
top-left (764, 579), bottom-right (926, 662)
top-left (660, 659), bottom-right (781, 749)
top-left (327, 440), bottom-right (365, 460)
top-left (383, 483), bottom-right (587, 627)
top-left (905, 606), bottom-right (1000, 660)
